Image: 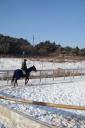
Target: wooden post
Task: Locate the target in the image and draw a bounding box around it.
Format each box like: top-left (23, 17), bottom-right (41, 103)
top-left (7, 71), bottom-right (9, 84)
top-left (81, 68), bottom-right (82, 78)
top-left (1, 95), bottom-right (85, 111)
top-left (45, 71), bottom-right (46, 83)
top-left (40, 70), bottom-right (42, 82)
top-left (64, 69), bottom-right (65, 79)
top-left (70, 69), bottom-right (71, 78)
top-left (73, 69), bottom-right (74, 78)
top-left (53, 70), bottom-right (54, 81)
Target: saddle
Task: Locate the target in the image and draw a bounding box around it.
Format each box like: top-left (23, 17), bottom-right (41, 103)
top-left (22, 69), bottom-right (26, 75)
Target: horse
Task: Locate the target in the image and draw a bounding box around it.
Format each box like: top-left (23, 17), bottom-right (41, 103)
top-left (11, 65), bottom-right (37, 87)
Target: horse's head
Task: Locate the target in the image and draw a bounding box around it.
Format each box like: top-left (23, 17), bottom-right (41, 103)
top-left (32, 65), bottom-right (37, 72)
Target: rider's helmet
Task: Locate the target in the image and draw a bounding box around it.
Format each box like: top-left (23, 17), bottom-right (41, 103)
top-left (24, 59), bottom-right (27, 61)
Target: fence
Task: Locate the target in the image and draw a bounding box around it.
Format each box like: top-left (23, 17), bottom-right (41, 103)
top-left (0, 68), bottom-right (85, 83)
top-left (1, 94), bottom-right (85, 127)
top-left (0, 69), bottom-right (85, 127)
top-left (2, 94), bottom-right (85, 128)
top-left (1, 95), bottom-right (85, 111)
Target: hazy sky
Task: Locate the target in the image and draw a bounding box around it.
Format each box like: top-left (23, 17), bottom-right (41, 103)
top-left (0, 0), bottom-right (85, 48)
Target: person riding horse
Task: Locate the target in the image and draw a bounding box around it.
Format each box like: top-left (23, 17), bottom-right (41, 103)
top-left (12, 65), bottom-right (37, 87)
top-left (21, 59), bottom-right (27, 74)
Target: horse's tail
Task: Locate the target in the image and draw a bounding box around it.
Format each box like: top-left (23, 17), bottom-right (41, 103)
top-left (11, 71), bottom-right (16, 83)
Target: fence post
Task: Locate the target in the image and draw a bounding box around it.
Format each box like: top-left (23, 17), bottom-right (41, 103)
top-left (7, 71), bottom-right (9, 84)
top-left (45, 71), bottom-right (47, 83)
top-left (40, 70), bottom-right (41, 82)
top-left (64, 69), bottom-right (65, 79)
top-left (81, 68), bottom-right (82, 78)
top-left (70, 69), bottom-right (71, 78)
top-left (73, 69), bottom-right (74, 78)
top-left (53, 70), bottom-right (54, 80)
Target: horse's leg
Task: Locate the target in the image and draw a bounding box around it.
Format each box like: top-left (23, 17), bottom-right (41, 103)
top-left (14, 79), bottom-right (18, 87)
top-left (25, 77), bottom-right (27, 85)
top-left (25, 77), bottom-right (29, 85)
top-left (26, 79), bottom-right (29, 85)
top-left (11, 72), bottom-right (15, 86)
top-left (14, 80), bottom-right (15, 87)
top-left (16, 79), bottom-right (18, 86)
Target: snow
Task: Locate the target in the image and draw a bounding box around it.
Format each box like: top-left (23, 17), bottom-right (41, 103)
top-left (0, 123), bottom-right (5, 128)
top-left (0, 58), bottom-right (85, 127)
top-left (0, 58), bottom-right (85, 70)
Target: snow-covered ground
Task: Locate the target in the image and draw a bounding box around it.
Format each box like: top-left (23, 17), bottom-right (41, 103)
top-left (0, 122), bottom-right (5, 128)
top-left (0, 58), bottom-right (85, 127)
top-left (0, 58), bottom-right (85, 70)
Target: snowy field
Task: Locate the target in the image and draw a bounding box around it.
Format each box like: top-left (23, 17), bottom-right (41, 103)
top-left (1, 58), bottom-right (85, 127)
top-left (0, 58), bottom-right (85, 70)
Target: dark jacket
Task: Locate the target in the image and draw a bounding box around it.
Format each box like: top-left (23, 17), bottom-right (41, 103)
top-left (21, 61), bottom-right (27, 71)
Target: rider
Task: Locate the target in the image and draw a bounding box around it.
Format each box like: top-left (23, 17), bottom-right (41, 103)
top-left (21, 59), bottom-right (27, 74)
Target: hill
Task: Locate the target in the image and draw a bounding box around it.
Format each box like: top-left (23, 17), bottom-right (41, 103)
top-left (0, 34), bottom-right (85, 58)
top-left (0, 34), bottom-right (33, 56)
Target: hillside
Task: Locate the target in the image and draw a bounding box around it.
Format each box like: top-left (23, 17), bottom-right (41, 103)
top-left (0, 34), bottom-right (32, 56)
top-left (0, 34), bottom-right (85, 58)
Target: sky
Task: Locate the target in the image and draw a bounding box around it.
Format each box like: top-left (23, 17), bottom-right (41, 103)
top-left (0, 0), bottom-right (85, 48)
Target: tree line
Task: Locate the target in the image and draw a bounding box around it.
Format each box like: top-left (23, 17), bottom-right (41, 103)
top-left (0, 34), bottom-right (85, 57)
